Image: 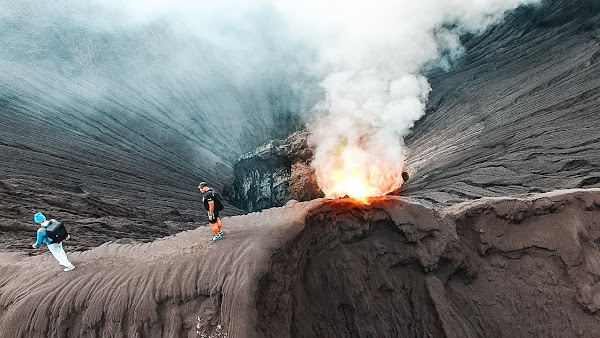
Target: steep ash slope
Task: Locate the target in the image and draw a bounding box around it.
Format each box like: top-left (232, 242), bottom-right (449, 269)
top-left (0, 178), bottom-right (226, 252)
top-left (0, 1), bottom-right (306, 243)
top-left (404, 0), bottom-right (600, 205)
top-left (2, 189), bottom-right (600, 337)
top-left (0, 1), bottom-right (303, 222)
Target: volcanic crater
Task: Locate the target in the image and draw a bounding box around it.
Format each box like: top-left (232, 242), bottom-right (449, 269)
top-left (1, 0), bottom-right (600, 337)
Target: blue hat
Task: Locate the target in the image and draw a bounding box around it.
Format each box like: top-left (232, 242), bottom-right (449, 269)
top-left (34, 212), bottom-right (46, 224)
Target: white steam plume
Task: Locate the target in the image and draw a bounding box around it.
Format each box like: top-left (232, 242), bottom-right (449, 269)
top-left (273, 0), bottom-right (540, 198)
top-left (1, 0), bottom-right (539, 197)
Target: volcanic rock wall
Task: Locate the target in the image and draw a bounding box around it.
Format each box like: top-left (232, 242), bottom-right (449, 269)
top-left (2, 189), bottom-right (600, 337)
top-left (227, 130), bottom-right (322, 212)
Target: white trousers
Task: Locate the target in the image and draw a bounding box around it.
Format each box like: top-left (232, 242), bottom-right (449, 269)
top-left (47, 242), bottom-right (73, 267)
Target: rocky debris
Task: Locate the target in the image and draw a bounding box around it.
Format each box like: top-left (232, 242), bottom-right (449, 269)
top-left (227, 130), bottom-right (323, 212)
top-left (2, 189), bottom-right (600, 337)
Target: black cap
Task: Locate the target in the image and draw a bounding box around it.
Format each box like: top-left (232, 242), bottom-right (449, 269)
top-left (198, 182), bottom-right (208, 189)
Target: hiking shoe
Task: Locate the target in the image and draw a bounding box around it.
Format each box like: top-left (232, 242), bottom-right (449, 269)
top-left (212, 235), bottom-right (222, 241)
top-left (64, 265), bottom-right (75, 272)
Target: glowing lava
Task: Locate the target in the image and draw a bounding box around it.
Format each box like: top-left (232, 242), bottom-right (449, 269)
top-left (330, 171), bottom-right (377, 202)
top-left (316, 145), bottom-right (404, 202)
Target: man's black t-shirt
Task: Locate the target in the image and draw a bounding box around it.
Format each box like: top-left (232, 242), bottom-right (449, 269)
top-left (203, 189), bottom-right (216, 211)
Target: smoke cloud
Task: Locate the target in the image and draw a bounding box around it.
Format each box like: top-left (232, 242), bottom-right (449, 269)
top-left (271, 0), bottom-right (541, 197)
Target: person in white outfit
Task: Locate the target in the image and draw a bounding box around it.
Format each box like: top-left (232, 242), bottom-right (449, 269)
top-left (32, 212), bottom-right (75, 271)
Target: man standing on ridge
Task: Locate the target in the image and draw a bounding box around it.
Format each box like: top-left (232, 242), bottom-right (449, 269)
top-left (198, 182), bottom-right (224, 241)
top-left (32, 212), bottom-right (75, 271)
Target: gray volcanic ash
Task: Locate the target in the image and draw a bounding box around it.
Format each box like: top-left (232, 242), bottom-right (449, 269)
top-left (2, 190), bottom-right (600, 337)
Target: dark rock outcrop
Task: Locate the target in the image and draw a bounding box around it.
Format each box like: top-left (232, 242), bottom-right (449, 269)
top-left (2, 189), bottom-right (600, 337)
top-left (227, 130), bottom-right (323, 212)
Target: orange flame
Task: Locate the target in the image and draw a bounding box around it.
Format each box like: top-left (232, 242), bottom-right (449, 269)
top-left (329, 171), bottom-right (377, 203)
top-left (317, 145), bottom-right (404, 202)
